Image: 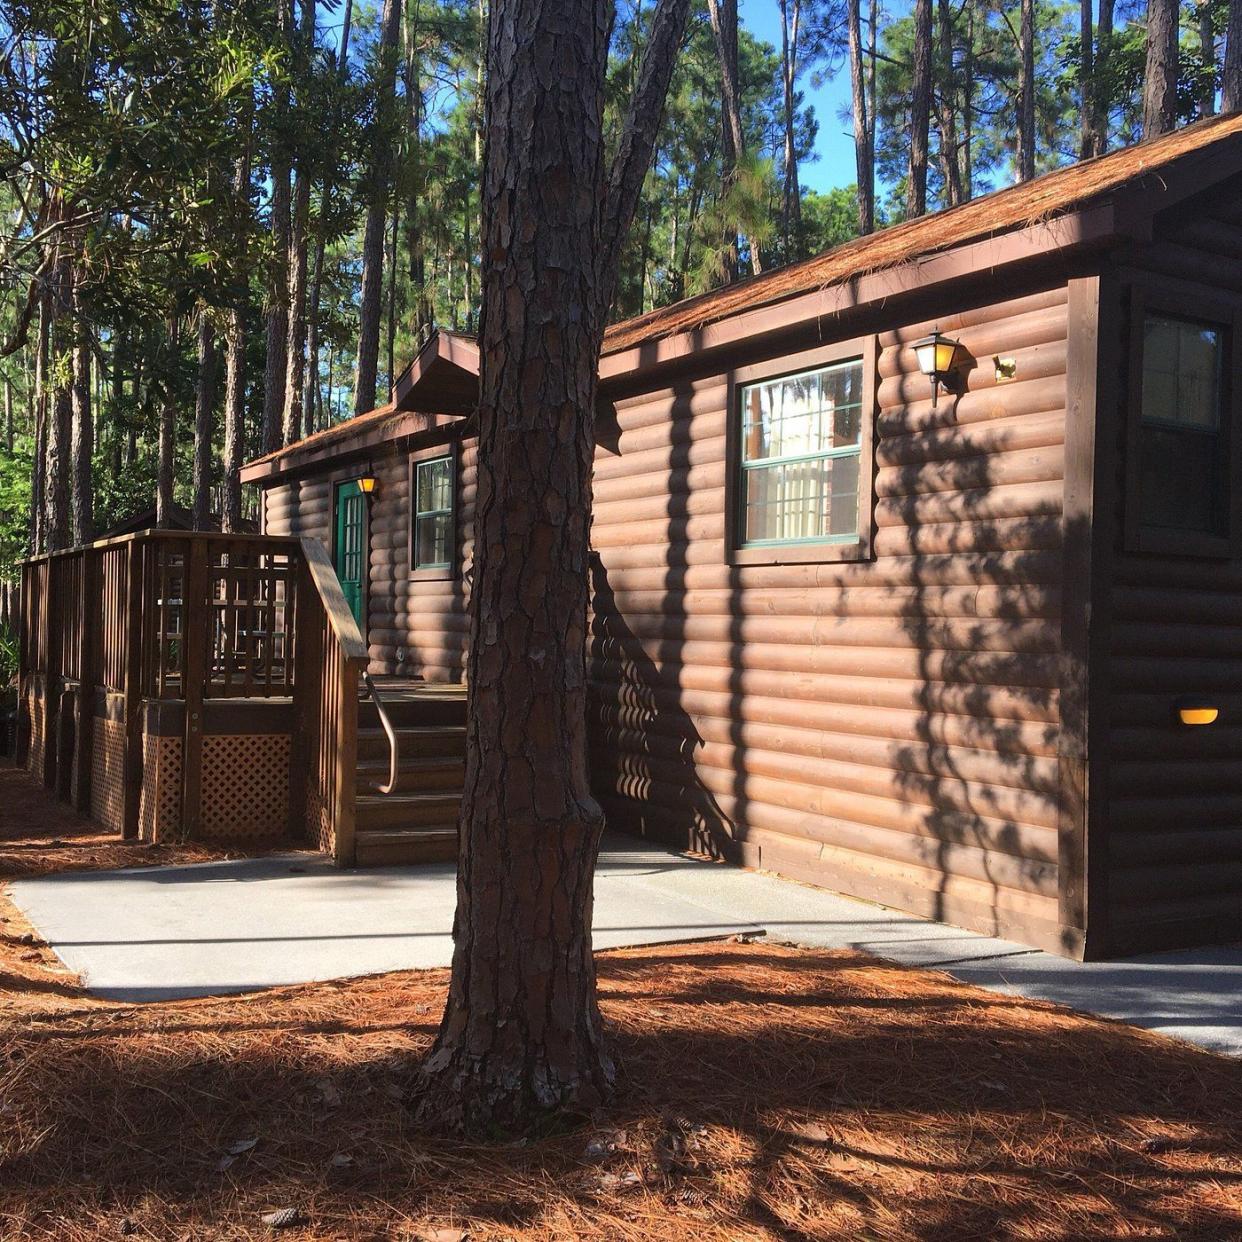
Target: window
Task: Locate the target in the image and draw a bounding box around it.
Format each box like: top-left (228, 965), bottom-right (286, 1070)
top-left (1137, 313), bottom-right (1227, 536)
top-left (738, 357), bottom-right (864, 547)
top-left (412, 454), bottom-right (454, 572)
top-left (1126, 290), bottom-right (1240, 557)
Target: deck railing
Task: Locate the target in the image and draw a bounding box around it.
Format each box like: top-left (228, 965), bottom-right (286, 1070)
top-left (18, 530), bottom-right (364, 858)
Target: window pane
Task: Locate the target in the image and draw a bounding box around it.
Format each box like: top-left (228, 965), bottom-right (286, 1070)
top-left (415, 513), bottom-right (451, 567)
top-left (743, 454), bottom-right (860, 544)
top-left (741, 359), bottom-right (863, 464)
top-left (417, 457), bottom-right (452, 512)
top-left (1138, 313), bottom-right (1228, 536)
top-left (1142, 315), bottom-right (1222, 430)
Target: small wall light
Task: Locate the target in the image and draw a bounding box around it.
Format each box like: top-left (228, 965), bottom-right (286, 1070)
top-left (1175, 699), bottom-right (1220, 727)
top-left (913, 328), bottom-right (963, 407)
top-left (357, 476), bottom-right (378, 496)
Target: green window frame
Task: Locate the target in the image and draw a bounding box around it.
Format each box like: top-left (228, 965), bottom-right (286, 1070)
top-left (411, 454), bottom-right (454, 572)
top-left (737, 356), bottom-right (865, 549)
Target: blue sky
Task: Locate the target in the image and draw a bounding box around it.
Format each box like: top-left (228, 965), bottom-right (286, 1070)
top-left (739, 0), bottom-right (864, 194)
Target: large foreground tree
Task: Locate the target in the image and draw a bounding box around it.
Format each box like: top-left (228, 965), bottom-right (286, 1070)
top-left (416, 0), bottom-right (691, 1132)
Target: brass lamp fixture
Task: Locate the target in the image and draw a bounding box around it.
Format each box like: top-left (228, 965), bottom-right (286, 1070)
top-left (356, 475), bottom-right (378, 496)
top-left (913, 328), bottom-right (962, 407)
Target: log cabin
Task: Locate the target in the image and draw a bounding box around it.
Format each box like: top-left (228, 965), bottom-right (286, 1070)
top-left (20, 113), bottom-right (1242, 960)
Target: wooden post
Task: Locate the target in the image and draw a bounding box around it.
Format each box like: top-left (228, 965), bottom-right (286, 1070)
top-left (180, 538), bottom-right (210, 842)
top-left (333, 652), bottom-right (359, 866)
top-left (121, 540), bottom-right (146, 839)
top-left (15, 560), bottom-right (31, 767)
top-left (287, 554), bottom-right (316, 840)
top-left (72, 548), bottom-right (100, 814)
top-left (41, 557), bottom-right (61, 790)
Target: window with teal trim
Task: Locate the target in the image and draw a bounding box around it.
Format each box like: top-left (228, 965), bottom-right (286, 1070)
top-left (739, 357), bottom-right (864, 546)
top-left (413, 455), bottom-right (454, 569)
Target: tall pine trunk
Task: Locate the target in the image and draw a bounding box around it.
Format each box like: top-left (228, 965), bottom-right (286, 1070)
top-left (354, 0), bottom-right (402, 414)
top-left (908, 0), bottom-right (932, 218)
top-left (418, 0), bottom-right (691, 1135)
top-left (156, 318), bottom-right (180, 528)
top-left (192, 312), bottom-right (217, 531)
top-left (778, 0), bottom-right (802, 257)
top-left (1017, 0), bottom-right (1035, 180)
top-left (1198, 1), bottom-right (1217, 116)
top-left (284, 0), bottom-right (316, 445)
top-left (70, 268), bottom-right (92, 546)
top-left (44, 245), bottom-right (71, 553)
top-left (1143, 0), bottom-right (1180, 138)
top-left (30, 292), bottom-right (47, 555)
top-left (263, 0), bottom-right (293, 452)
top-left (1225, 0), bottom-right (1242, 110)
top-left (847, 0), bottom-right (873, 233)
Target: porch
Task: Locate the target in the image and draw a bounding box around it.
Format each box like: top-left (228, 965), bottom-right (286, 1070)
top-left (17, 531), bottom-right (464, 866)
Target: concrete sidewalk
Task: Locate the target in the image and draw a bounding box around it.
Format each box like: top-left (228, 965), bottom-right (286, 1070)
top-left (9, 835), bottom-right (1241, 1055)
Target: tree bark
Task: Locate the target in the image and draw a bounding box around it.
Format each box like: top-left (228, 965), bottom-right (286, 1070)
top-left (936, 0), bottom-right (965, 206)
top-left (704, 0), bottom-right (762, 276)
top-left (778, 0), bottom-right (802, 257)
top-left (354, 0), bottom-right (402, 414)
top-left (304, 0), bottom-right (352, 437)
top-left (263, 0), bottom-right (293, 453)
top-left (847, 0), bottom-right (873, 233)
top-left (192, 312), bottom-right (217, 531)
top-left (156, 318), bottom-right (180, 528)
top-left (70, 268), bottom-right (92, 546)
top-left (1198, 0), bottom-right (1217, 116)
top-left (284, 0), bottom-right (316, 445)
top-left (30, 291), bottom-right (47, 555)
top-left (1143, 0), bottom-right (1180, 138)
top-left (1079, 0), bottom-right (1095, 158)
top-left (908, 0), bottom-right (932, 218)
top-left (1225, 0), bottom-right (1242, 110)
top-left (418, 0), bottom-right (691, 1135)
top-left (1017, 0), bottom-right (1036, 180)
top-left (44, 247), bottom-right (71, 553)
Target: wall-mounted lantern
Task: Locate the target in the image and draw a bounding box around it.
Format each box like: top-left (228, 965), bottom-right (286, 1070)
top-left (1175, 698), bottom-right (1220, 727)
top-left (913, 328), bottom-right (963, 407)
top-left (357, 475), bottom-right (379, 497)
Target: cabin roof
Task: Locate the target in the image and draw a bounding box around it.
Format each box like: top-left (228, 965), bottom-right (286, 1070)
top-left (243, 112), bottom-right (1242, 480)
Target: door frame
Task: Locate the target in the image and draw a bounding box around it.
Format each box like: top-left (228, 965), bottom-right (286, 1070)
top-left (332, 476), bottom-right (372, 641)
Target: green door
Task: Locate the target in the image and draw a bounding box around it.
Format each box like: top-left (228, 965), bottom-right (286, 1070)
top-left (334, 480), bottom-right (366, 628)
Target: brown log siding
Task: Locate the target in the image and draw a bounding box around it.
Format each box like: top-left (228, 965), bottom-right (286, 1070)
top-left (589, 286), bottom-right (1070, 952)
top-left (1102, 191), bottom-right (1242, 953)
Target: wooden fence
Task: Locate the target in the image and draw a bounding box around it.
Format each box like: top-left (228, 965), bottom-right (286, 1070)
top-left (18, 530), bottom-right (366, 858)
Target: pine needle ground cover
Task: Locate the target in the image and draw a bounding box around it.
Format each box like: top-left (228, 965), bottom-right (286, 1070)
top-left (1, 766), bottom-right (1240, 1241)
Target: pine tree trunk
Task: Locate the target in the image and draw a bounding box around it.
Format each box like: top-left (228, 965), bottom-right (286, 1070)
top-left (1143, 0), bottom-right (1179, 138)
top-left (156, 318), bottom-right (180, 528)
top-left (44, 247), bottom-right (71, 553)
top-left (30, 292), bottom-right (47, 555)
top-left (1198, 1), bottom-right (1217, 116)
top-left (192, 312), bottom-right (217, 531)
top-left (354, 0), bottom-right (403, 414)
top-left (1224, 0), bottom-right (1242, 110)
top-left (936, 0), bottom-right (965, 206)
top-left (222, 305), bottom-right (246, 533)
top-left (284, 0), bottom-right (316, 445)
top-left (847, 0), bottom-right (873, 234)
top-left (418, 0), bottom-right (691, 1136)
top-left (70, 268), bottom-right (92, 546)
top-left (778, 0), bottom-right (802, 257)
top-left (263, 0), bottom-right (293, 453)
top-left (908, 0), bottom-right (932, 218)
top-left (1017, 0), bottom-right (1036, 180)
top-left (1079, 0), bottom-right (1095, 158)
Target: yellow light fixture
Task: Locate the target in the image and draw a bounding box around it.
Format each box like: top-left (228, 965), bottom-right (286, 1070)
top-left (913, 328), bottom-right (962, 407)
top-left (1176, 702), bottom-right (1219, 727)
top-left (357, 475), bottom-right (378, 496)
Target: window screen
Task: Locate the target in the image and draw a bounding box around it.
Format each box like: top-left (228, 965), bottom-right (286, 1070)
top-left (739, 358), bottom-right (864, 546)
top-left (1138, 314), bottom-right (1227, 536)
top-left (413, 455), bottom-right (453, 569)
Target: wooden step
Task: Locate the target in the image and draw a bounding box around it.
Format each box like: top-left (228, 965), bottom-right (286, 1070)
top-left (359, 690), bottom-right (467, 729)
top-left (357, 726), bottom-right (466, 762)
top-left (355, 827), bottom-right (457, 867)
top-left (355, 791), bottom-right (462, 831)
top-left (354, 755), bottom-right (464, 795)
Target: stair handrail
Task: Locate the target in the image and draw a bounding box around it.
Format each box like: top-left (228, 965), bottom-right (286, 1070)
top-left (361, 671), bottom-right (401, 795)
top-left (299, 537), bottom-right (367, 663)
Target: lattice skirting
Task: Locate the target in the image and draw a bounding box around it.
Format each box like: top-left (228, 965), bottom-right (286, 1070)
top-left (27, 686), bottom-right (45, 785)
top-left (90, 717), bottom-right (126, 833)
top-left (199, 733), bottom-right (290, 843)
top-left (140, 733), bottom-right (183, 842)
